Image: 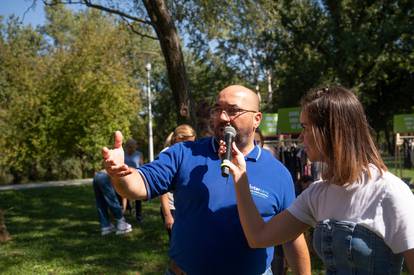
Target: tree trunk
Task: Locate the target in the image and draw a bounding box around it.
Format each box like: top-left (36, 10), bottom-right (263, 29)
top-left (142, 0), bottom-right (197, 127)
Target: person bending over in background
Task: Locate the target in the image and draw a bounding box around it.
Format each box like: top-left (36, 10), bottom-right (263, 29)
top-left (92, 139), bottom-right (142, 235)
top-left (92, 170), bottom-right (132, 236)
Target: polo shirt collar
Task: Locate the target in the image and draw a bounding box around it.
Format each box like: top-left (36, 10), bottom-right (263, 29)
top-left (211, 137), bottom-right (261, 162)
top-left (246, 145), bottom-right (261, 161)
top-left (211, 137), bottom-right (219, 153)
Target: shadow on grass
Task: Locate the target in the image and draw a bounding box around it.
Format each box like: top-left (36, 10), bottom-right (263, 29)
top-left (0, 185), bottom-right (169, 274)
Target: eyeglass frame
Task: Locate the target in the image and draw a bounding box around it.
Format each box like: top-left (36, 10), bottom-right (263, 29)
top-left (210, 104), bottom-right (258, 119)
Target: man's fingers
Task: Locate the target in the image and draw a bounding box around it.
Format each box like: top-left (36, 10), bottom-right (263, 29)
top-left (106, 163), bottom-right (127, 172)
top-left (102, 147), bottom-right (110, 159)
top-left (114, 131), bottom-right (123, 149)
top-left (105, 163), bottom-right (131, 177)
top-left (117, 169), bottom-right (132, 177)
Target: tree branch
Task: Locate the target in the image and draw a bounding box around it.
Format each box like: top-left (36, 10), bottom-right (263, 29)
top-left (120, 18), bottom-right (157, 40)
top-left (23, 0), bottom-right (38, 24)
top-left (43, 0), bottom-right (153, 26)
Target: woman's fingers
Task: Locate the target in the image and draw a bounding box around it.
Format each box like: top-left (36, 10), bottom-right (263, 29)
top-left (231, 142), bottom-right (246, 166)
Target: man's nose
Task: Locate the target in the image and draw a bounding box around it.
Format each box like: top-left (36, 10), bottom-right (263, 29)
top-left (219, 110), bottom-right (231, 122)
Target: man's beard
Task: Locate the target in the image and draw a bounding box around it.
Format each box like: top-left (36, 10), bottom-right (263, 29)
top-left (213, 123), bottom-right (250, 148)
top-left (234, 131), bottom-right (250, 148)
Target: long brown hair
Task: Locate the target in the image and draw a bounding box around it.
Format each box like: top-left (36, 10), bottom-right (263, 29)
top-left (300, 86), bottom-right (386, 185)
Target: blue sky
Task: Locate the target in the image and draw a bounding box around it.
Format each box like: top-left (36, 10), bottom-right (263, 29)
top-left (0, 1), bottom-right (201, 51)
top-left (0, 0), bottom-right (46, 26)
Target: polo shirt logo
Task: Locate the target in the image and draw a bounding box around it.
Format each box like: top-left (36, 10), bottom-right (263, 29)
top-left (249, 184), bottom-right (269, 199)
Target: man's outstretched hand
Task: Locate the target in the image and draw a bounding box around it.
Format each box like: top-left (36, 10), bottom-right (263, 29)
top-left (102, 131), bottom-right (132, 178)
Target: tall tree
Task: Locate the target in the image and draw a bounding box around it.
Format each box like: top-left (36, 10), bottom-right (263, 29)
top-left (0, 18), bottom-right (48, 183)
top-left (0, 7), bottom-right (161, 183)
top-left (181, 0), bottom-right (414, 147)
top-left (172, 0), bottom-right (329, 110)
top-left (321, 0), bottom-right (414, 151)
top-left (41, 0), bottom-right (196, 127)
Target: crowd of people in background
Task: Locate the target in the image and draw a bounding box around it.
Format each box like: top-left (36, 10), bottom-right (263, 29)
top-left (94, 84), bottom-right (413, 274)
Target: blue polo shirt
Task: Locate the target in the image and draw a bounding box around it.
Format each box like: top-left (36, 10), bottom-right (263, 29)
top-left (138, 137), bottom-right (295, 275)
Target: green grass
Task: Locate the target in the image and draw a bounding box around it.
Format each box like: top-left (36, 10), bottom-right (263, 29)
top-left (0, 185), bottom-right (169, 274)
top-left (388, 167), bottom-right (414, 184)
top-left (0, 184), bottom-right (411, 274)
top-left (383, 156), bottom-right (414, 184)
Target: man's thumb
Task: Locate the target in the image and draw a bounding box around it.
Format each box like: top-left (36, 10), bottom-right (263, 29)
top-left (114, 131), bottom-right (123, 149)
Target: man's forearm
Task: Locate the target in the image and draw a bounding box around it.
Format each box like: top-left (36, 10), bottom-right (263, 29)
top-left (111, 168), bottom-right (148, 200)
top-left (282, 234), bottom-right (311, 275)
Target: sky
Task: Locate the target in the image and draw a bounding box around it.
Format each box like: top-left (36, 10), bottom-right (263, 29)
top-left (0, 1), bottom-right (204, 52)
top-left (0, 0), bottom-right (46, 26)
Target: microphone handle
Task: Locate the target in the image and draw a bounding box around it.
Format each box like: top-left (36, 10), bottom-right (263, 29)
top-left (222, 166), bottom-right (230, 177)
top-left (221, 134), bottom-right (234, 177)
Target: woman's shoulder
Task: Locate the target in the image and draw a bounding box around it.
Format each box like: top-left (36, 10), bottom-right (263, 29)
top-left (380, 170), bottom-right (413, 197)
top-left (300, 179), bottom-right (329, 197)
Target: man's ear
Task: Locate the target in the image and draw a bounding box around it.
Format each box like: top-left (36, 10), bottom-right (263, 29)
top-left (254, 112), bottom-right (262, 128)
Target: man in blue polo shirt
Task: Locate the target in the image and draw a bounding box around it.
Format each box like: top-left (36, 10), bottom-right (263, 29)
top-left (103, 85), bottom-right (310, 275)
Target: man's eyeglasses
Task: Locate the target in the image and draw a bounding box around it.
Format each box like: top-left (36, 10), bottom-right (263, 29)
top-left (210, 106), bottom-right (257, 118)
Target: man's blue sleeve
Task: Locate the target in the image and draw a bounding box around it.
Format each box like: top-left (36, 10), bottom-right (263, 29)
top-left (138, 143), bottom-right (182, 199)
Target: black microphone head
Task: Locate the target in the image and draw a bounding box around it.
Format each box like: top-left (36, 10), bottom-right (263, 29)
top-left (224, 125), bottom-right (236, 138)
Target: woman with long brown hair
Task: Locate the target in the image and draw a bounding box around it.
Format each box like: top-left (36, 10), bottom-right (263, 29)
top-left (222, 86), bottom-right (414, 274)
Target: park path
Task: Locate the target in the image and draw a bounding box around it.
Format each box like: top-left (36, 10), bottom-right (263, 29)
top-left (0, 178), bottom-right (92, 191)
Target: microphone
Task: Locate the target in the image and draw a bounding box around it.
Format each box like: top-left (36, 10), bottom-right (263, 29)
top-left (221, 125), bottom-right (237, 177)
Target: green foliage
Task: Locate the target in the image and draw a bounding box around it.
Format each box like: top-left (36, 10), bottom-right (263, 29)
top-left (44, 10), bottom-right (137, 167)
top-left (177, 0), bottom-right (414, 145)
top-left (0, 19), bottom-right (48, 183)
top-left (319, 0), bottom-right (414, 151)
top-left (2, 0), bottom-right (413, 182)
top-left (0, 7), bottom-right (157, 183)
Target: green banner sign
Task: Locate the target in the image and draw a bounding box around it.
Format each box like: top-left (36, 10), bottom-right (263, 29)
top-left (393, 114), bottom-right (414, 133)
top-left (277, 107), bottom-right (302, 134)
top-left (259, 113), bottom-right (278, 137)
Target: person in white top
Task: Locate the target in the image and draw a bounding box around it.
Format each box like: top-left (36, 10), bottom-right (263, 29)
top-left (221, 85), bottom-right (414, 274)
top-left (160, 124), bottom-right (196, 238)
